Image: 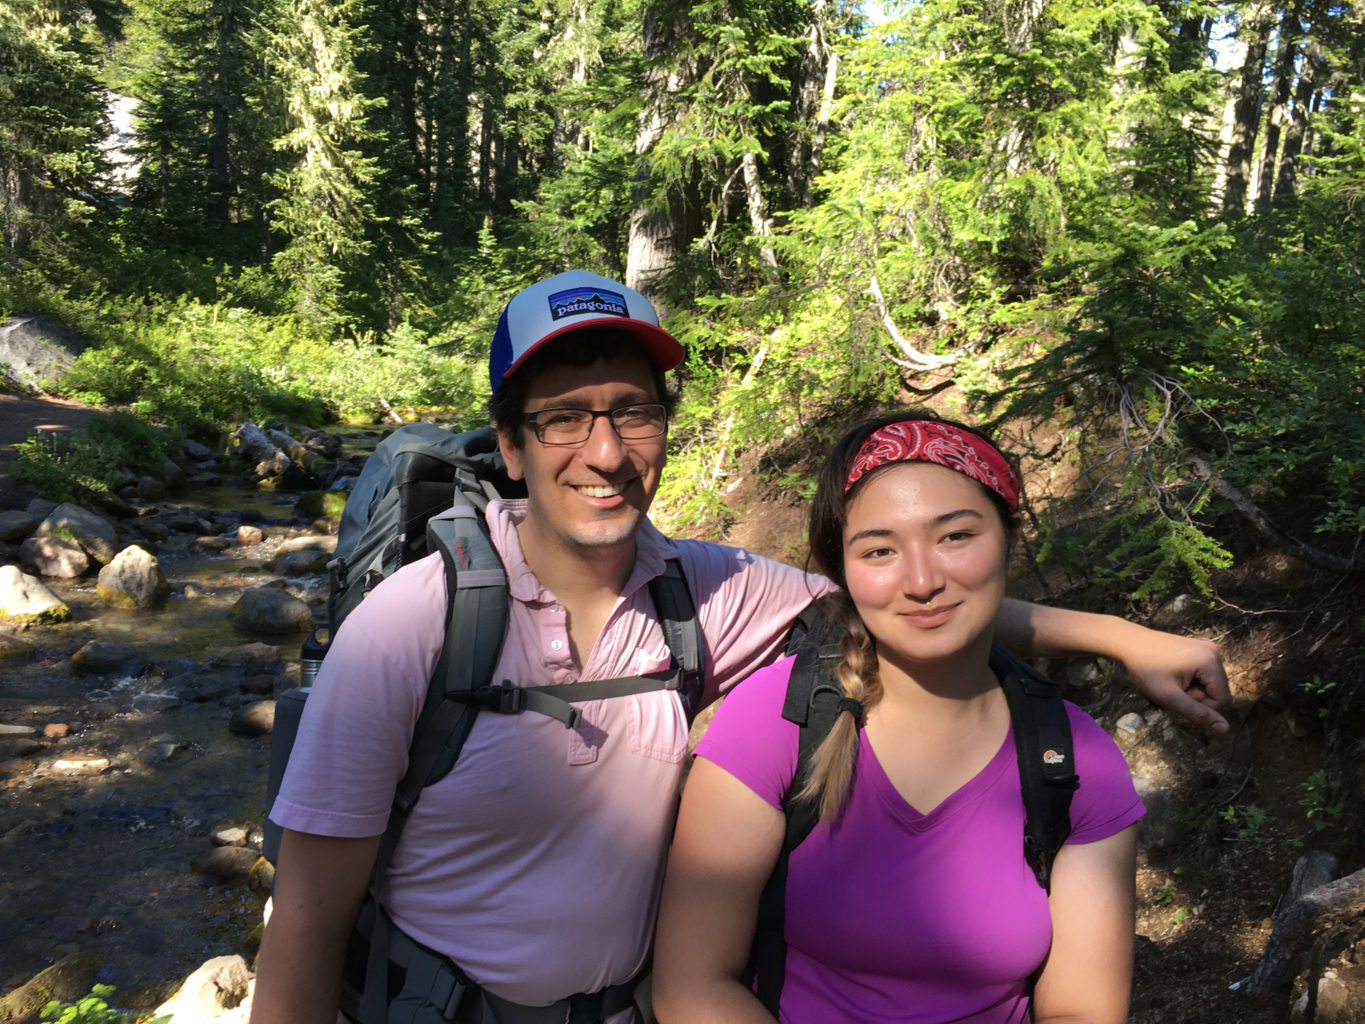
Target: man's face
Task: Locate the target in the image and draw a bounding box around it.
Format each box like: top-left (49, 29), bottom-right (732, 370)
top-left (498, 349), bottom-right (667, 561)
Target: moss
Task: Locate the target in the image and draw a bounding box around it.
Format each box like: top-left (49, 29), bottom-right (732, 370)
top-left (297, 489), bottom-right (348, 517)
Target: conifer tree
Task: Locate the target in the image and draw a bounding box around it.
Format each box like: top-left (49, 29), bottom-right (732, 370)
top-left (263, 0), bottom-right (384, 328)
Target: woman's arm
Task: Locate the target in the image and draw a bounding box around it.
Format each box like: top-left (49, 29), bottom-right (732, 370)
top-left (653, 758), bottom-right (786, 1024)
top-left (1030, 825), bottom-right (1138, 1024)
top-left (250, 829), bottom-right (380, 1024)
top-left (996, 598), bottom-right (1231, 733)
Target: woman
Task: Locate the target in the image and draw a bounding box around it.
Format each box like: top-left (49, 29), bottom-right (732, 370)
top-left (652, 413), bottom-right (1142, 1023)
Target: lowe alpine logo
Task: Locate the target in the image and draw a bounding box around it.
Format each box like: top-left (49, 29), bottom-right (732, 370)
top-left (548, 287), bottom-right (629, 321)
top-left (1043, 749), bottom-right (1066, 766)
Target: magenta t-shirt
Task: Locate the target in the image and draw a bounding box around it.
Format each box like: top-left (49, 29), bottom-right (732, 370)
top-left (695, 655), bottom-right (1145, 1024)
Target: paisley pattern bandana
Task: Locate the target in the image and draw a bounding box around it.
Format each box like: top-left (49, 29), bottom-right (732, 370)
top-left (844, 420), bottom-right (1021, 512)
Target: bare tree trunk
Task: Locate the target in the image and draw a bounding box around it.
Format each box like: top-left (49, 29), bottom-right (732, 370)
top-left (1275, 35), bottom-right (1322, 196)
top-left (785, 0), bottom-right (839, 209)
top-left (1254, 0), bottom-right (1304, 210)
top-left (626, 7), bottom-right (693, 304)
top-left (1221, 0), bottom-right (1276, 215)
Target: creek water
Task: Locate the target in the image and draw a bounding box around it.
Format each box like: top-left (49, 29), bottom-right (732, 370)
top-left (0, 427), bottom-right (389, 1010)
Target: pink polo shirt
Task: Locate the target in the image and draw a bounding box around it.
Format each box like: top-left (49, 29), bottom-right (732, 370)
top-left (272, 499), bottom-right (824, 1007)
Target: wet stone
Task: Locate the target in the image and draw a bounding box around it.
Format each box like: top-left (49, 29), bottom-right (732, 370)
top-left (212, 825), bottom-right (249, 846)
top-left (53, 757), bottom-right (110, 774)
top-left (228, 700), bottom-right (275, 737)
top-left (0, 723), bottom-right (36, 735)
top-left (142, 738), bottom-right (188, 763)
top-left (237, 524), bottom-right (265, 546)
top-left (71, 639), bottom-right (143, 675)
top-left (0, 510), bottom-right (36, 542)
top-left (0, 632), bottom-right (36, 660)
top-left (240, 673), bottom-right (277, 696)
top-left (229, 587), bottom-right (312, 634)
top-left (43, 723), bottom-right (70, 738)
top-left (216, 641), bottom-right (281, 665)
top-left (190, 536), bottom-right (232, 553)
top-left (190, 845), bottom-right (258, 881)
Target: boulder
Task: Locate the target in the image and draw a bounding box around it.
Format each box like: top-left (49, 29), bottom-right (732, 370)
top-left (152, 954), bottom-right (253, 1021)
top-left (0, 314), bottom-right (86, 392)
top-left (36, 502), bottom-right (118, 564)
top-left (0, 565), bottom-right (72, 627)
top-left (228, 588), bottom-right (313, 634)
top-left (19, 533), bottom-right (89, 578)
top-left (71, 639), bottom-right (142, 675)
top-left (96, 544), bottom-right (171, 609)
top-left (0, 510), bottom-right (36, 543)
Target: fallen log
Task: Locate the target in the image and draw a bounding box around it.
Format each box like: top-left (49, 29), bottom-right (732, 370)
top-left (230, 422), bottom-right (292, 479)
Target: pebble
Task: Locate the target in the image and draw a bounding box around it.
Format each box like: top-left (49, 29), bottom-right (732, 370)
top-left (190, 845), bottom-right (258, 880)
top-left (42, 723), bottom-right (70, 738)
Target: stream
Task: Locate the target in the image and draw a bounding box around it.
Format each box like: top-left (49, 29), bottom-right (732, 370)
top-left (0, 427), bottom-right (389, 1010)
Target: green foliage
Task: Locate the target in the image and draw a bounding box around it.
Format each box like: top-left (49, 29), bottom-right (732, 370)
top-left (13, 412), bottom-right (181, 502)
top-left (1297, 770), bottom-right (1342, 838)
top-left (40, 984), bottom-right (168, 1024)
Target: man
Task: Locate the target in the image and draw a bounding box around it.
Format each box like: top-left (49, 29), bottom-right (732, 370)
top-left (252, 270), bottom-right (1229, 1024)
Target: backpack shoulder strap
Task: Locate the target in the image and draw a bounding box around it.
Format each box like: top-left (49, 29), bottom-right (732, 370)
top-left (647, 558), bottom-right (705, 720)
top-left (752, 601), bottom-right (845, 1016)
top-left (990, 643), bottom-right (1077, 892)
top-left (363, 489), bottom-right (509, 1022)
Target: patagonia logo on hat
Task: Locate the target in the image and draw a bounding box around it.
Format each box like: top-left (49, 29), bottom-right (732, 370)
top-left (548, 287), bottom-right (629, 321)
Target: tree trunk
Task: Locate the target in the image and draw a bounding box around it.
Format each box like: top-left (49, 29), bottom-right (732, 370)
top-left (626, 6), bottom-right (692, 302)
top-left (1254, 0), bottom-right (1303, 209)
top-left (1275, 35), bottom-right (1321, 196)
top-left (785, 0), bottom-right (838, 209)
top-left (1221, 0), bottom-right (1276, 215)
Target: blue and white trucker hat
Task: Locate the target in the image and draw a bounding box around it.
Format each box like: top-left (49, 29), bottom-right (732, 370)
top-left (489, 270), bottom-right (685, 392)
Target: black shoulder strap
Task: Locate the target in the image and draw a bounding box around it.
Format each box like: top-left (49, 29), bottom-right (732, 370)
top-left (648, 558), bottom-right (705, 719)
top-left (990, 645), bottom-right (1077, 893)
top-left (752, 601), bottom-right (845, 1016)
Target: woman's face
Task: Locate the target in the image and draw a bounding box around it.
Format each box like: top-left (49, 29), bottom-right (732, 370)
top-left (841, 461), bottom-right (1010, 671)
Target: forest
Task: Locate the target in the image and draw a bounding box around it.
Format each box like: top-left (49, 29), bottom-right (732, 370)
top-left (1, 0), bottom-right (1364, 1015)
top-left (3, 0), bottom-right (1362, 600)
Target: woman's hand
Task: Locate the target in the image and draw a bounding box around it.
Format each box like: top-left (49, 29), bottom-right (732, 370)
top-left (653, 758), bottom-right (785, 1024)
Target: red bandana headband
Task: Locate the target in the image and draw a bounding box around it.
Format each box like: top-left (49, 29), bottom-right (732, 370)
top-left (844, 420), bottom-right (1021, 512)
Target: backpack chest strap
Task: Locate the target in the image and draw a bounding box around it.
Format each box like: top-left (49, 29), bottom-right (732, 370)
top-left (448, 670), bottom-right (688, 730)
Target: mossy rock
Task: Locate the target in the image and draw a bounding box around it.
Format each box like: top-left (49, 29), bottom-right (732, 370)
top-left (0, 603), bottom-right (72, 629)
top-left (297, 489), bottom-right (348, 518)
top-left (0, 951), bottom-right (99, 1021)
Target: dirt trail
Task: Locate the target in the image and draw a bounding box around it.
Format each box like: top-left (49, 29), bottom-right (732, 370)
top-left (0, 394), bottom-right (100, 508)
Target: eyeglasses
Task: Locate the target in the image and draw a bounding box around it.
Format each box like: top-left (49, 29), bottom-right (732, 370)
top-left (523, 403), bottom-right (669, 446)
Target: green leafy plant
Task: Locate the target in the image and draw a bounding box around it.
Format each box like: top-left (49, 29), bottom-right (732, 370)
top-left (40, 984), bottom-right (169, 1024)
top-left (1219, 804), bottom-right (1268, 842)
top-left (1297, 770), bottom-right (1342, 837)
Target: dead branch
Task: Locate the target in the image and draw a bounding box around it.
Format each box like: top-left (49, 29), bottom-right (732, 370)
top-left (1187, 454), bottom-right (1359, 576)
top-left (867, 273), bottom-right (957, 370)
top-left (1244, 863), bottom-right (1365, 995)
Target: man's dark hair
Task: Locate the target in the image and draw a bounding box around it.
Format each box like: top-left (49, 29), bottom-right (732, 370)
top-left (489, 329), bottom-right (680, 447)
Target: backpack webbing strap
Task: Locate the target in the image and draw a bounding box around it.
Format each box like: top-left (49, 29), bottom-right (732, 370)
top-left (752, 620), bottom-right (844, 1017)
top-left (990, 646), bottom-right (1077, 893)
top-left (447, 670), bottom-right (688, 729)
top-left (364, 499), bottom-right (511, 1024)
top-left (649, 559), bottom-right (705, 718)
